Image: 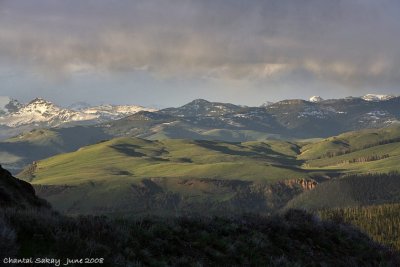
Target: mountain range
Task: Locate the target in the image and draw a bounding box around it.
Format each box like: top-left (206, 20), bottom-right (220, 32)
top-left (1, 94), bottom-right (400, 173)
top-left (1, 94), bottom-right (399, 140)
top-left (100, 95), bottom-right (400, 141)
top-left (0, 97), bottom-right (155, 139)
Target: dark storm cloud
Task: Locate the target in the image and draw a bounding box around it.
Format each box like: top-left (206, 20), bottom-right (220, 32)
top-left (1, 0), bottom-right (400, 88)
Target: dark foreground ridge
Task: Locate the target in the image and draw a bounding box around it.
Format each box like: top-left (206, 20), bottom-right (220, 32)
top-left (1, 208), bottom-right (399, 266)
top-left (0, 165), bottom-right (49, 209)
top-left (0, 166), bottom-right (398, 266)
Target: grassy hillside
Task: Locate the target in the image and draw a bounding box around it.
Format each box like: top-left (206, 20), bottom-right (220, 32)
top-left (25, 137), bottom-right (306, 185)
top-left (283, 127), bottom-right (400, 213)
top-left (17, 125), bottom-right (400, 215)
top-left (296, 126), bottom-right (400, 179)
top-left (299, 125), bottom-right (400, 160)
top-left (19, 137), bottom-right (320, 215)
top-left (303, 142), bottom-right (400, 176)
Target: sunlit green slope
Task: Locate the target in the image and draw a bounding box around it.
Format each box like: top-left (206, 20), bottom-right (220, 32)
top-left (26, 137), bottom-right (306, 185)
top-left (18, 125), bottom-right (400, 216)
top-left (21, 137), bottom-right (316, 215)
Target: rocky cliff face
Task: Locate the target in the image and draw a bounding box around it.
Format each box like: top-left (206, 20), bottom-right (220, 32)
top-left (0, 165), bottom-right (48, 208)
top-left (285, 178), bottom-right (318, 190)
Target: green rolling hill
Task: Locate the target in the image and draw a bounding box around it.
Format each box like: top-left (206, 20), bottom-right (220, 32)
top-left (23, 137), bottom-right (306, 184)
top-left (285, 126), bottom-right (400, 211)
top-left (18, 137), bottom-right (322, 216)
top-left (299, 125), bottom-right (400, 160)
top-left (297, 126), bottom-right (400, 176)
top-left (15, 125), bottom-right (400, 216)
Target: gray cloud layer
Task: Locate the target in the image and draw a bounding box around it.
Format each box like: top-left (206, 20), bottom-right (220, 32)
top-left (1, 0), bottom-right (400, 90)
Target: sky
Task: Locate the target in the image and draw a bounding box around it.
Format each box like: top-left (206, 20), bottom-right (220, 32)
top-left (0, 0), bottom-right (400, 107)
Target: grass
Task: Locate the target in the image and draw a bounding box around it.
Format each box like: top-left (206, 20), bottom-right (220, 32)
top-left (302, 142), bottom-right (400, 175)
top-left (26, 127), bottom-right (400, 187)
top-left (299, 125), bottom-right (400, 160)
top-left (25, 137), bottom-right (308, 185)
top-left (18, 137), bottom-right (317, 215)
top-left (17, 125), bottom-right (400, 215)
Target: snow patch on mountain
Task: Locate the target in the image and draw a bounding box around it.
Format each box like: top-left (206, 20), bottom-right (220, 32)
top-left (362, 94), bottom-right (396, 102)
top-left (297, 106), bottom-right (340, 119)
top-left (82, 104), bottom-right (156, 120)
top-left (0, 98), bottom-right (156, 128)
top-left (309, 96), bottom-right (324, 102)
top-left (357, 110), bottom-right (395, 126)
top-left (298, 109), bottom-right (326, 119)
top-left (367, 110), bottom-right (388, 117)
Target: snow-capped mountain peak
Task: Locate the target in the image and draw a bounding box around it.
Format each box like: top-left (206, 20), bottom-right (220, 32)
top-left (23, 98), bottom-right (59, 115)
top-left (361, 94), bottom-right (396, 102)
top-left (309, 96), bottom-right (324, 102)
top-left (0, 98), bottom-right (96, 127)
top-left (0, 97), bottom-right (157, 128)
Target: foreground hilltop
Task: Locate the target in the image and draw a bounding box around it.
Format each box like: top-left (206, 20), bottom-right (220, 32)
top-left (0, 165), bottom-right (398, 266)
top-left (0, 165), bottom-right (48, 208)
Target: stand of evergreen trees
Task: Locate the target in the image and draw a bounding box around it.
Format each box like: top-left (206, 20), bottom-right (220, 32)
top-left (320, 137), bottom-right (400, 159)
top-left (338, 154), bottom-right (390, 164)
top-left (318, 204), bottom-right (400, 252)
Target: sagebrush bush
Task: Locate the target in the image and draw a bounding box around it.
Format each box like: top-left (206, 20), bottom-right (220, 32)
top-left (0, 207), bottom-right (398, 266)
top-left (0, 216), bottom-right (18, 258)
